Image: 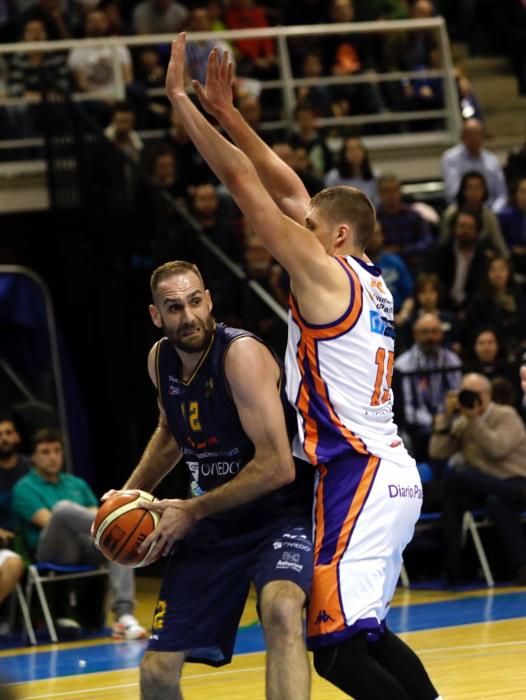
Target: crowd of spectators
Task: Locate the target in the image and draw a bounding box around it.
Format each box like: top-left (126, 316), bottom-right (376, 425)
top-left (0, 0), bottom-right (503, 138)
top-left (1, 0), bottom-right (526, 590)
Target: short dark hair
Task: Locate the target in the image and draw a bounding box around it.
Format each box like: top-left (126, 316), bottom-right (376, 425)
top-left (414, 272), bottom-right (445, 306)
top-left (31, 428), bottom-right (63, 452)
top-left (146, 144), bottom-right (176, 174)
top-left (150, 260), bottom-right (205, 299)
top-left (0, 410), bottom-right (17, 428)
top-left (450, 207), bottom-right (482, 234)
top-left (378, 173), bottom-right (400, 190)
top-left (310, 186), bottom-right (376, 250)
top-left (456, 170), bottom-right (489, 205)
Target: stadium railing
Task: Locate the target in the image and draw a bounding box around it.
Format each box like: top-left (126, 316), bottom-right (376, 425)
top-left (0, 17), bottom-right (461, 164)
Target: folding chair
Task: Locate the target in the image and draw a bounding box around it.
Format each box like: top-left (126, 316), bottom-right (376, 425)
top-left (25, 562), bottom-right (110, 643)
top-left (461, 510), bottom-right (495, 587)
top-left (8, 583), bottom-right (36, 646)
top-left (463, 507), bottom-right (526, 587)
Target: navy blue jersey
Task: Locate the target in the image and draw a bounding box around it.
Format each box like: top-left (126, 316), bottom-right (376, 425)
top-left (156, 323), bottom-right (312, 534)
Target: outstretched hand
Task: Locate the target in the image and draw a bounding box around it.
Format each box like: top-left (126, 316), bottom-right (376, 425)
top-left (138, 498), bottom-right (197, 560)
top-left (165, 32), bottom-right (188, 105)
top-left (192, 46), bottom-right (234, 117)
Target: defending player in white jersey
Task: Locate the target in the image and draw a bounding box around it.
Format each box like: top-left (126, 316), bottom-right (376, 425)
top-left (163, 34), bottom-right (442, 700)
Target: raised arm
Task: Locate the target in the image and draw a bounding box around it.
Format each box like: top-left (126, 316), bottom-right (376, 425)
top-left (165, 33), bottom-right (336, 293)
top-left (193, 47), bottom-right (311, 224)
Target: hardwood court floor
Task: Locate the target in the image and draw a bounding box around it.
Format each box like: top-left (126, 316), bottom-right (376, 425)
top-left (3, 580), bottom-right (526, 699)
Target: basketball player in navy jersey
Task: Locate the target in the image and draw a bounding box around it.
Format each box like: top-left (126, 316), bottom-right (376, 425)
top-left (158, 34), bottom-right (442, 700)
top-left (106, 260), bottom-right (313, 699)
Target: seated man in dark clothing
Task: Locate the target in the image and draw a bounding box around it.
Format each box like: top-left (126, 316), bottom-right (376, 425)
top-left (376, 174), bottom-right (434, 268)
top-left (422, 208), bottom-right (496, 311)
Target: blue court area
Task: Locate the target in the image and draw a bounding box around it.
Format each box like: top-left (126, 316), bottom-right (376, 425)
top-left (1, 589), bottom-right (525, 684)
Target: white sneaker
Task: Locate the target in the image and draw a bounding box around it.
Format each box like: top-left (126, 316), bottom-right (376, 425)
top-left (112, 614), bottom-right (148, 640)
top-left (56, 617), bottom-right (82, 631)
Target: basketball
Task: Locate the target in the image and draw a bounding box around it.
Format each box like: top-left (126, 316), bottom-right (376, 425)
top-left (93, 490), bottom-right (160, 568)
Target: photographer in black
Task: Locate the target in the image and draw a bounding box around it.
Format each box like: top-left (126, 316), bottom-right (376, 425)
top-left (429, 373), bottom-right (526, 585)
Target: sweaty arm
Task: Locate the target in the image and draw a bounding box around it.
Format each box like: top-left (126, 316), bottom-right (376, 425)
top-left (139, 337), bottom-right (296, 555)
top-left (189, 336), bottom-right (295, 520)
top-left (123, 343), bottom-right (182, 493)
top-left (193, 48), bottom-right (310, 224)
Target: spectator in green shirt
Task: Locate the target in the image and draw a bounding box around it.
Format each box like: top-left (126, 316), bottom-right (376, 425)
top-left (12, 428), bottom-right (147, 640)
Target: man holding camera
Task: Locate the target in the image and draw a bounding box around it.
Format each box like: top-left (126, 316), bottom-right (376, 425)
top-left (430, 373), bottom-right (526, 585)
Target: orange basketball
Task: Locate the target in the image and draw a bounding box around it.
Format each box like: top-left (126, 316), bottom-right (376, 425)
top-left (93, 490), bottom-right (160, 568)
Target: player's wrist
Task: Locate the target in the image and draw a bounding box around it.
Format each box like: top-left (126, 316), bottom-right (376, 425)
top-left (169, 90), bottom-right (189, 107)
top-left (186, 497), bottom-right (204, 522)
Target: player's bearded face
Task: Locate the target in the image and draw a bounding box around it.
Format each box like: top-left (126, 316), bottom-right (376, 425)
top-left (164, 313), bottom-right (215, 353)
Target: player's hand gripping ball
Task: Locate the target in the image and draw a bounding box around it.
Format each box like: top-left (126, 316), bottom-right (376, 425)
top-left (93, 490), bottom-right (160, 567)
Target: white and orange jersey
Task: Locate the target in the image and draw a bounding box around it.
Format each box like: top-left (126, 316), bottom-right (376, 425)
top-left (285, 254), bottom-right (413, 467)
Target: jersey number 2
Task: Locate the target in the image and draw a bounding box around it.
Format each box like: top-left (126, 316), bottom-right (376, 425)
top-left (371, 348), bottom-right (394, 406)
top-left (181, 401), bottom-right (202, 432)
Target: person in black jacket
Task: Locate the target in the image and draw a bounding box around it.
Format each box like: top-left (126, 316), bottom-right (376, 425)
top-left (422, 208), bottom-right (496, 311)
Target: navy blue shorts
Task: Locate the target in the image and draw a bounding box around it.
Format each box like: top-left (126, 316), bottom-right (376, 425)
top-left (146, 517), bottom-right (313, 666)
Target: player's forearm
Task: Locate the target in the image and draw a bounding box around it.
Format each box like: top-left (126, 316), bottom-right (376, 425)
top-left (171, 93), bottom-right (254, 194)
top-left (124, 424), bottom-right (181, 492)
top-left (217, 105), bottom-right (307, 207)
top-left (189, 456), bottom-right (292, 521)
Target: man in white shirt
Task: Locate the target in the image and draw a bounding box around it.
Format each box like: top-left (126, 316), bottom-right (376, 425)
top-left (68, 9), bottom-right (133, 99)
top-left (441, 119), bottom-right (508, 212)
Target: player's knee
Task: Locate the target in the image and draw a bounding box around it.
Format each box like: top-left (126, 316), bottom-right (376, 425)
top-left (5, 554), bottom-right (24, 580)
top-left (0, 555), bottom-right (24, 591)
top-left (140, 651), bottom-right (183, 693)
top-left (261, 583), bottom-right (305, 638)
top-left (50, 500), bottom-right (75, 521)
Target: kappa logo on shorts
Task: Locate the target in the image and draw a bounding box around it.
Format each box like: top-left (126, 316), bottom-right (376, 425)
top-left (314, 609), bottom-right (335, 624)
